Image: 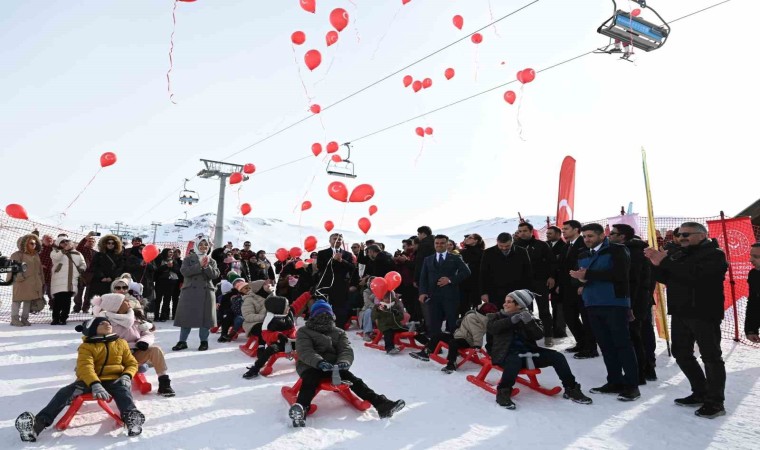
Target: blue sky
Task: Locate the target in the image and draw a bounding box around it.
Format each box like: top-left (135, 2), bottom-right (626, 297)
top-left (1, 0), bottom-right (756, 234)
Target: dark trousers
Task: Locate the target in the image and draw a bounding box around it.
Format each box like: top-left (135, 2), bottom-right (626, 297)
top-left (425, 333), bottom-right (471, 364)
top-left (72, 280), bottom-right (89, 312)
top-left (218, 309), bottom-right (235, 336)
top-left (296, 368), bottom-right (380, 410)
top-left (398, 284), bottom-right (422, 323)
top-left (641, 305), bottom-right (657, 368)
top-left (629, 319), bottom-right (647, 382)
top-left (383, 329), bottom-right (402, 351)
top-left (171, 284), bottom-right (181, 319)
top-left (428, 297), bottom-right (459, 335)
top-left (52, 292), bottom-right (74, 323)
top-left (459, 288), bottom-right (479, 318)
top-left (587, 306), bottom-right (639, 387)
top-left (562, 289), bottom-right (597, 351)
top-left (671, 316), bottom-right (725, 405)
top-left (36, 380), bottom-right (137, 428)
top-left (550, 291), bottom-right (567, 337)
top-left (533, 282), bottom-right (553, 338)
top-left (254, 335), bottom-right (289, 369)
top-left (495, 348), bottom-right (576, 389)
top-left (155, 281), bottom-right (176, 320)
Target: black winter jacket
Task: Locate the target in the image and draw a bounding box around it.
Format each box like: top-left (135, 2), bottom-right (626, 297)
top-left (514, 237), bottom-right (556, 282)
top-left (745, 269), bottom-right (760, 335)
top-left (486, 312), bottom-right (544, 364)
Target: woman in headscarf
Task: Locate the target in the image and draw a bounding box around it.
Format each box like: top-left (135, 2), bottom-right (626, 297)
top-left (172, 234), bottom-right (220, 351)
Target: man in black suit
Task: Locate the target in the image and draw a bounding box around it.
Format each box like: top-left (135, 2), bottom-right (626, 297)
top-left (315, 233), bottom-right (356, 329)
top-left (365, 244), bottom-right (394, 278)
top-left (558, 220), bottom-right (598, 359)
top-left (479, 233), bottom-right (533, 309)
top-left (418, 235), bottom-right (471, 334)
top-left (414, 226), bottom-right (435, 287)
top-left (546, 226), bottom-right (568, 338)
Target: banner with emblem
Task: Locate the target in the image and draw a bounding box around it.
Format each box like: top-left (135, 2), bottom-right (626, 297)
top-left (706, 216), bottom-right (754, 310)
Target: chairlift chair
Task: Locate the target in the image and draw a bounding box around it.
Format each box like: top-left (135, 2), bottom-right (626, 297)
top-left (326, 143), bottom-right (358, 179)
top-left (174, 212), bottom-right (191, 228)
top-left (179, 178), bottom-right (199, 206)
top-left (597, 1), bottom-right (670, 53)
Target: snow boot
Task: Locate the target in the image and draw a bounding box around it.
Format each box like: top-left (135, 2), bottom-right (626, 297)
top-left (441, 363), bottom-right (456, 374)
top-left (695, 403), bottom-right (726, 419)
top-left (123, 410), bottom-right (145, 437)
top-left (496, 388), bottom-right (516, 410)
top-left (289, 403), bottom-right (306, 427)
top-left (15, 412), bottom-right (43, 442)
top-left (198, 341), bottom-right (209, 351)
top-left (172, 341), bottom-right (188, 351)
top-left (617, 386), bottom-right (641, 402)
top-left (409, 350), bottom-right (430, 362)
top-left (10, 316), bottom-right (23, 327)
top-left (21, 317), bottom-right (31, 326)
top-left (590, 383), bottom-right (624, 395)
top-left (157, 375), bottom-right (175, 397)
top-left (374, 395), bottom-right (405, 418)
top-left (563, 384), bottom-right (593, 405)
top-left (386, 347), bottom-right (401, 355)
top-left (242, 366), bottom-right (260, 379)
top-left (674, 394), bottom-right (705, 407)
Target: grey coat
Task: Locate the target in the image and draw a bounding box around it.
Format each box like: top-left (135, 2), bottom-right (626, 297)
top-left (174, 253), bottom-right (220, 329)
top-left (295, 325), bottom-right (354, 377)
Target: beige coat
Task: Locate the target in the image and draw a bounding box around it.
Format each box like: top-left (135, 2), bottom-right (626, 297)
top-left (7, 234), bottom-right (44, 302)
top-left (241, 279), bottom-right (268, 334)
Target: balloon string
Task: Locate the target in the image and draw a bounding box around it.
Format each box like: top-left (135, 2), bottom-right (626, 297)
top-left (372, 6), bottom-right (401, 60)
top-left (488, 0), bottom-right (501, 37)
top-left (474, 45), bottom-right (480, 82)
top-left (516, 84), bottom-right (526, 141)
top-left (167, 0), bottom-right (178, 104)
top-left (62, 169), bottom-right (101, 214)
top-left (414, 139), bottom-right (425, 167)
top-left (291, 45), bottom-right (313, 103)
top-left (339, 200), bottom-right (349, 229)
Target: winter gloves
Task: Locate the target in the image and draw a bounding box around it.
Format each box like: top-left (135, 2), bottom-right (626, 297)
top-left (318, 361), bottom-right (333, 371)
top-left (510, 311), bottom-right (534, 324)
top-left (117, 374), bottom-right (132, 388)
top-left (336, 361), bottom-right (351, 370)
top-left (91, 383), bottom-right (111, 400)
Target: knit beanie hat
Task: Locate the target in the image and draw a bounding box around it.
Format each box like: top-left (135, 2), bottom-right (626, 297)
top-left (128, 281), bottom-right (143, 296)
top-left (478, 302), bottom-right (499, 315)
top-left (508, 289), bottom-right (535, 310)
top-left (91, 293), bottom-right (125, 315)
top-left (75, 317), bottom-right (110, 337)
top-left (220, 280), bottom-right (233, 295)
top-left (232, 278), bottom-right (247, 292)
top-left (310, 299), bottom-right (334, 318)
top-left (227, 271), bottom-right (240, 283)
top-left (265, 296), bottom-right (289, 315)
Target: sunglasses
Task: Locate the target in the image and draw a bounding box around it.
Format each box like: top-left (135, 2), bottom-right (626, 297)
top-left (608, 232), bottom-right (620, 236)
top-left (113, 285), bottom-right (128, 291)
top-left (679, 232), bottom-right (703, 238)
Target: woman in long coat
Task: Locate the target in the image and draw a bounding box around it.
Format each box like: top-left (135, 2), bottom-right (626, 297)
top-left (172, 235), bottom-right (220, 351)
top-left (7, 234), bottom-right (44, 326)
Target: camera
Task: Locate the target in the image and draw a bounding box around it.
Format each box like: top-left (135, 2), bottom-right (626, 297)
top-left (0, 252), bottom-right (27, 286)
top-left (93, 232), bottom-right (101, 237)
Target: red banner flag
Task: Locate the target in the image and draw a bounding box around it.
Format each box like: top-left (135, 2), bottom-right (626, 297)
top-left (556, 156), bottom-right (576, 226)
top-left (706, 216), bottom-right (753, 310)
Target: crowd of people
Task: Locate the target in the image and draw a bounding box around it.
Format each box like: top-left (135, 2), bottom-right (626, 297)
top-left (6, 221), bottom-right (760, 439)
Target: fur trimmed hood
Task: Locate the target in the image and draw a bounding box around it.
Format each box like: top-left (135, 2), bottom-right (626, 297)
top-left (16, 234), bottom-right (41, 253)
top-left (97, 234), bottom-right (123, 254)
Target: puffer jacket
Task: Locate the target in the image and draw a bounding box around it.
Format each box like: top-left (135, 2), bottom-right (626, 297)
top-left (75, 335), bottom-right (138, 387)
top-left (241, 279), bottom-right (268, 334)
top-left (8, 234), bottom-right (44, 302)
top-left (97, 308), bottom-right (154, 348)
top-left (454, 309), bottom-right (489, 347)
top-left (295, 325), bottom-right (354, 377)
top-left (486, 312), bottom-right (544, 365)
top-left (371, 296), bottom-right (405, 333)
top-left (50, 248), bottom-right (87, 295)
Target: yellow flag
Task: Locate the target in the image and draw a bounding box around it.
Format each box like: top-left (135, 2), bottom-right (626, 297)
top-left (642, 148), bottom-right (671, 343)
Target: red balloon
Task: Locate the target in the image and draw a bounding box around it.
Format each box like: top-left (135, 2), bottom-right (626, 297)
top-left (517, 68), bottom-right (535, 84)
top-left (422, 78), bottom-right (432, 89)
top-left (304, 235), bottom-right (318, 252)
top-left (331, 155), bottom-right (342, 163)
top-left (291, 31), bottom-right (306, 45)
top-left (326, 141), bottom-right (339, 153)
top-left (384, 271), bottom-right (402, 292)
top-left (632, 8), bottom-right (641, 17)
top-left (328, 181), bottom-right (348, 202)
top-left (504, 90), bottom-right (516, 104)
top-left (370, 276), bottom-right (388, 299)
top-left (141, 244), bottom-right (160, 264)
top-left (471, 33), bottom-right (483, 44)
top-left (412, 80), bottom-right (422, 92)
top-left (453, 15), bottom-right (464, 30)
top-left (301, 201), bottom-right (312, 211)
top-left (330, 8), bottom-right (349, 32)
top-left (326, 30), bottom-right (339, 46)
top-left (415, 127), bottom-right (424, 137)
top-left (241, 203), bottom-right (252, 215)
top-left (311, 143), bottom-right (322, 156)
top-left (5, 204), bottom-right (28, 220)
top-left (350, 184), bottom-right (375, 203)
top-left (304, 49), bottom-right (322, 71)
top-left (243, 163), bottom-right (256, 174)
top-left (424, 127), bottom-right (433, 135)
top-left (100, 152), bottom-right (117, 168)
top-left (403, 75), bottom-right (413, 87)
top-left (300, 0), bottom-right (315, 14)
top-left (275, 248), bottom-right (289, 262)
top-left (229, 172), bottom-right (243, 185)
top-left (295, 260), bottom-right (305, 269)
top-left (324, 220), bottom-right (334, 232)
top-left (369, 205), bottom-right (378, 216)
top-left (289, 247), bottom-right (303, 259)
top-left (402, 0), bottom-right (411, 4)
top-left (358, 217), bottom-right (371, 234)
top-left (310, 104), bottom-right (321, 114)
top-left (444, 68), bottom-right (455, 80)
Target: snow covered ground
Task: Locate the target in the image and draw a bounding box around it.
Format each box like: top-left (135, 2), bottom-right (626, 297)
top-left (1, 321), bottom-right (758, 449)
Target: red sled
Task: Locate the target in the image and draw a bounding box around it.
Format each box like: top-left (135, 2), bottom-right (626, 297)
top-left (364, 330), bottom-right (425, 352)
top-left (259, 351), bottom-right (299, 376)
top-left (133, 372), bottom-right (152, 394)
top-left (55, 394), bottom-right (123, 431)
top-left (281, 378), bottom-right (371, 415)
top-left (466, 358), bottom-right (562, 397)
top-left (239, 335), bottom-right (259, 357)
top-left (429, 341), bottom-right (489, 369)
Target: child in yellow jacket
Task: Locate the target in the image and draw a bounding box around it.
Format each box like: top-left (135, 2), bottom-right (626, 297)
top-left (15, 317), bottom-right (145, 442)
